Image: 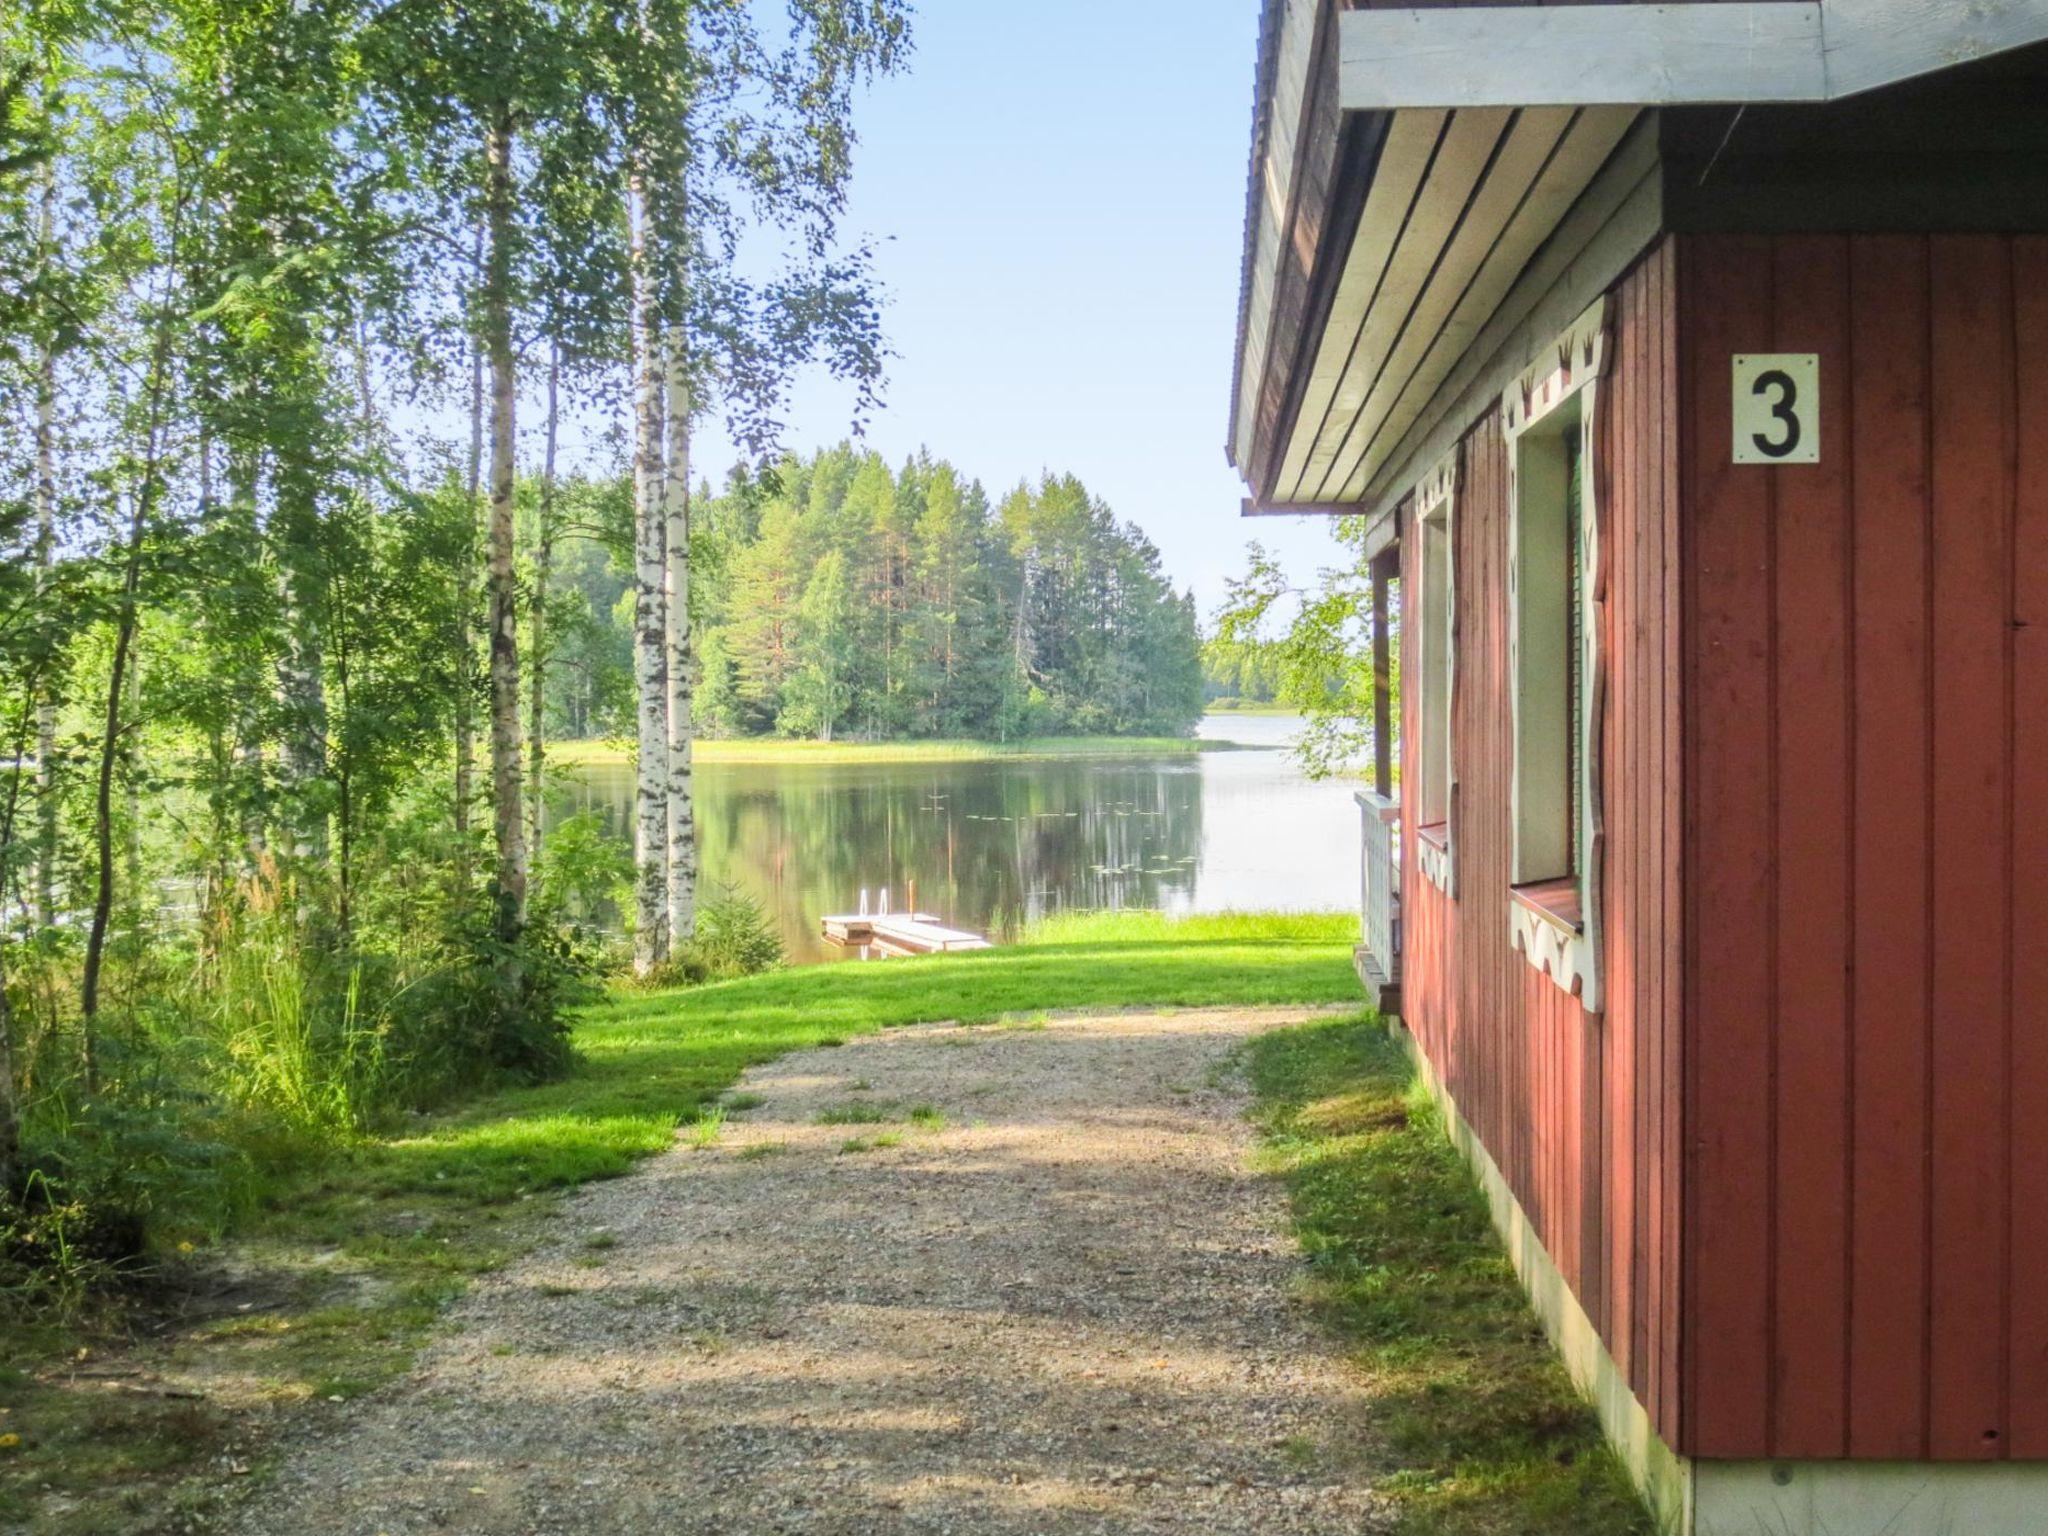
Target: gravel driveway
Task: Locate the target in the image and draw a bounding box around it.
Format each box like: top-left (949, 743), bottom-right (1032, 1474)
top-left (229, 1007), bottom-right (1388, 1535)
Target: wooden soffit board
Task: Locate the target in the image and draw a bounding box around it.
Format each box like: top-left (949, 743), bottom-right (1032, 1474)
top-left (1337, 1), bottom-right (2048, 109)
top-left (1268, 103), bottom-right (1637, 510)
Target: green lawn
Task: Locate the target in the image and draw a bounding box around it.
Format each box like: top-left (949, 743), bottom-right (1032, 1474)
top-left (1245, 1016), bottom-right (1652, 1536)
top-left (327, 909), bottom-right (1358, 1207)
top-left (549, 734), bottom-right (1222, 767)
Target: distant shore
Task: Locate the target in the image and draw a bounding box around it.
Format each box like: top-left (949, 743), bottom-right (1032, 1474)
top-left (548, 735), bottom-right (1228, 768)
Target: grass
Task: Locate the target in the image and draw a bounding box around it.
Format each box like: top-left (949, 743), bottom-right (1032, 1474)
top-left (1244, 1013), bottom-right (1651, 1536)
top-left (2, 910), bottom-right (1354, 1534)
top-left (11, 914), bottom-right (1646, 1536)
top-left (547, 734), bottom-right (1221, 767)
top-left (815, 1101), bottom-right (892, 1126)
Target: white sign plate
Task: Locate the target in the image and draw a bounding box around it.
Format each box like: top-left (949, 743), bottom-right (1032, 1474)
top-left (1733, 354), bottom-right (1819, 465)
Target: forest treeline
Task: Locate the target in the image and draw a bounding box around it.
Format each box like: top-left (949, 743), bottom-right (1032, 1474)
top-left (0, 0), bottom-right (909, 1302)
top-left (1199, 643), bottom-right (1283, 708)
top-left (539, 445), bottom-right (1205, 744)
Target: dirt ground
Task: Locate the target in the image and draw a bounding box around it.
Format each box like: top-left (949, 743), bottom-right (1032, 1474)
top-left (225, 1008), bottom-right (1389, 1535)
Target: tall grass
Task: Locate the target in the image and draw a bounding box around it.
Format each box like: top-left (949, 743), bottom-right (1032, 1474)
top-left (5, 881), bottom-right (581, 1315)
top-left (194, 923), bottom-right (388, 1139)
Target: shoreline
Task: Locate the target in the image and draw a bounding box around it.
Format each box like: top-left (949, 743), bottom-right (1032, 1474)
top-left (547, 734), bottom-right (1235, 767)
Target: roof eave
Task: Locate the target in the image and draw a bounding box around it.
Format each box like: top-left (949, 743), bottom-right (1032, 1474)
top-left (1337, 1), bottom-right (2048, 112)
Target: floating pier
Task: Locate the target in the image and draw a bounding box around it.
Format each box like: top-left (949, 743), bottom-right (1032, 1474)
top-left (821, 887), bottom-right (992, 956)
top-left (819, 912), bottom-right (992, 956)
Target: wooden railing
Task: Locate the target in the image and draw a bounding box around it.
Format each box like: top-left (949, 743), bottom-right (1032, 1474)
top-left (1354, 788), bottom-right (1401, 1011)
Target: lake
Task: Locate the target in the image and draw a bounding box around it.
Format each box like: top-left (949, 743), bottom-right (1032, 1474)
top-left (551, 713), bottom-right (1360, 963)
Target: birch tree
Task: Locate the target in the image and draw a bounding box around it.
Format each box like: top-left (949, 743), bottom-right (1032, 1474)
top-left (628, 186), bottom-right (669, 972)
top-left (482, 112), bottom-right (525, 938)
top-left (661, 338), bottom-right (695, 946)
top-left (525, 342), bottom-right (559, 858)
top-left (619, 0), bottom-right (912, 961)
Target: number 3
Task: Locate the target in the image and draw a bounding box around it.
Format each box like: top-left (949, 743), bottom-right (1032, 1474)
top-left (1751, 369), bottom-right (1800, 459)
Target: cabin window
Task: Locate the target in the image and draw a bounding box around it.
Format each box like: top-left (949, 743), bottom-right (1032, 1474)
top-left (1502, 298), bottom-right (1606, 1013)
top-left (1412, 453), bottom-right (1458, 896)
top-left (1510, 402), bottom-right (1584, 888)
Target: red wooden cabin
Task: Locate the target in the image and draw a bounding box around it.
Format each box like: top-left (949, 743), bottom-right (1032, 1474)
top-left (1229, 4), bottom-right (2048, 1531)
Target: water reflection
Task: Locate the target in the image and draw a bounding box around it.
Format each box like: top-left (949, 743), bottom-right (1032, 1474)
top-left (549, 715), bottom-right (1357, 963)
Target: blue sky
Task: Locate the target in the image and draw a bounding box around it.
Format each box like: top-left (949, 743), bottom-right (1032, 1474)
top-left (693, 1), bottom-right (1346, 620)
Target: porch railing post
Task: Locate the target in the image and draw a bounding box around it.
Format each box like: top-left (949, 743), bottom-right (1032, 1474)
top-left (1371, 552), bottom-right (1393, 801)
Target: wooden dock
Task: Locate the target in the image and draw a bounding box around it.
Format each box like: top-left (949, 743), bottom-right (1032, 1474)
top-left (820, 912), bottom-right (993, 956)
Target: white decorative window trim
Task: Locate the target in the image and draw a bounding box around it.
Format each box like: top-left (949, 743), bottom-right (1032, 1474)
top-left (1414, 447), bottom-right (1459, 899)
top-left (1512, 899), bottom-right (1588, 998)
top-left (1417, 831), bottom-right (1454, 897)
top-left (1500, 297), bottom-right (1608, 1015)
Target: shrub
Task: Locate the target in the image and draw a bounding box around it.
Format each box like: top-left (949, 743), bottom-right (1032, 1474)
top-left (680, 888), bottom-right (785, 982)
top-left (2, 880), bottom-right (588, 1315)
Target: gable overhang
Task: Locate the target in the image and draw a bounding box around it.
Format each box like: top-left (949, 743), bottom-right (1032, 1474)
top-left (1255, 100), bottom-right (1640, 518)
top-left (1229, 0), bottom-right (2048, 531)
top-left (1338, 1), bottom-right (2048, 110)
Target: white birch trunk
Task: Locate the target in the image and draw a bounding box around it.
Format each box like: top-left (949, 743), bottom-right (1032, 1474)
top-left (527, 344), bottom-right (559, 860)
top-left (628, 182), bottom-right (669, 973)
top-left (483, 115), bottom-right (526, 938)
top-left (455, 224), bottom-right (484, 845)
top-left (662, 337), bottom-right (696, 948)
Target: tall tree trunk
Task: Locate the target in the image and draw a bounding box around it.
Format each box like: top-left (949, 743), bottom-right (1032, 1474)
top-left (628, 182), bottom-right (668, 973)
top-left (483, 113), bottom-right (525, 941)
top-left (83, 479), bottom-right (157, 1073)
top-left (83, 263), bottom-right (176, 1069)
top-left (661, 337), bottom-right (695, 948)
top-left (1, 692), bottom-right (32, 1191)
top-left (32, 162), bottom-right (58, 935)
top-left (526, 342), bottom-right (559, 861)
top-left (0, 943), bottom-right (18, 1195)
top-left (275, 500), bottom-right (329, 869)
top-left (455, 223), bottom-right (484, 847)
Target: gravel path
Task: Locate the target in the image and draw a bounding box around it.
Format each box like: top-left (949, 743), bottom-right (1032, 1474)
top-left (229, 1008), bottom-right (1388, 1535)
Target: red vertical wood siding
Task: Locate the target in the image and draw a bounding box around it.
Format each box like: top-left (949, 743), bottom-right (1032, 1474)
top-left (1398, 240), bottom-right (1685, 1445)
top-left (1679, 232), bottom-right (2044, 1461)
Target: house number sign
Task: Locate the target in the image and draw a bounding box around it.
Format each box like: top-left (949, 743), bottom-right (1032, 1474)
top-left (1732, 354), bottom-right (1820, 464)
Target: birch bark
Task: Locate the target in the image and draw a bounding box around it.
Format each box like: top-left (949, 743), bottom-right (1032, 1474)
top-left (628, 182), bottom-right (669, 972)
top-left (455, 224), bottom-right (484, 846)
top-left (483, 114), bottom-right (526, 938)
top-left (526, 344), bottom-right (559, 860)
top-left (661, 337), bottom-right (695, 948)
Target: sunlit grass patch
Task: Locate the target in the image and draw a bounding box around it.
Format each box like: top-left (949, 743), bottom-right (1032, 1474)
top-left (815, 1102), bottom-right (891, 1126)
top-left (1019, 908), bottom-right (1355, 948)
top-left (1246, 1015), bottom-right (1651, 1536)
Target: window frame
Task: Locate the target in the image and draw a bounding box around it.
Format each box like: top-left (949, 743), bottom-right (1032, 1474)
top-left (1412, 450), bottom-right (1459, 898)
top-left (1501, 298), bottom-right (1608, 1014)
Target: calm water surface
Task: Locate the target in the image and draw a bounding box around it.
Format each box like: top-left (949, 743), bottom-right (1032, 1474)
top-left (552, 713), bottom-right (1358, 962)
